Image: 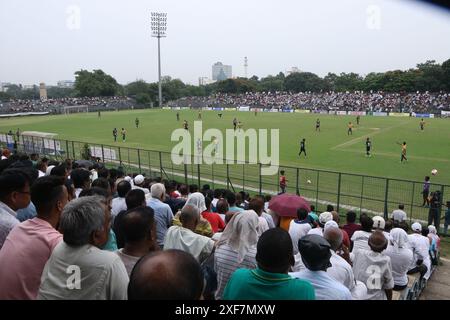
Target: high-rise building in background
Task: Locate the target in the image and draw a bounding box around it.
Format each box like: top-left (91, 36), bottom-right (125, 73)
top-left (39, 83), bottom-right (47, 101)
top-left (212, 62), bottom-right (232, 81)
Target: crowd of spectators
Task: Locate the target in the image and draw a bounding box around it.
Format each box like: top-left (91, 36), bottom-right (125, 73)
top-left (0, 96), bottom-right (134, 114)
top-left (170, 91), bottom-right (450, 113)
top-left (0, 148), bottom-right (445, 300)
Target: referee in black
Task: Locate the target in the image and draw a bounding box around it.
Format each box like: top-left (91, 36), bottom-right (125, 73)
top-left (365, 137), bottom-right (372, 157)
top-left (298, 138), bottom-right (306, 157)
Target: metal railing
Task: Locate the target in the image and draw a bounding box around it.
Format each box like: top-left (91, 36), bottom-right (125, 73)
top-left (1, 132), bottom-right (448, 226)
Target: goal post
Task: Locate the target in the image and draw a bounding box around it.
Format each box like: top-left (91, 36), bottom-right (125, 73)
top-left (63, 105), bottom-right (89, 115)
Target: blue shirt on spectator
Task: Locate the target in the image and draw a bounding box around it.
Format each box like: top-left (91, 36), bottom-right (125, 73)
top-left (147, 198), bottom-right (174, 248)
top-left (16, 202), bottom-right (37, 222)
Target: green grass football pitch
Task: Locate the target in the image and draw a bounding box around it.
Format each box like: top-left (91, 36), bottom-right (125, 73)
top-left (1, 109), bottom-right (449, 221)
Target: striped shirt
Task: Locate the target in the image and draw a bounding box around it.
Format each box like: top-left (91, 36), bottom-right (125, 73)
top-left (214, 243), bottom-right (257, 300)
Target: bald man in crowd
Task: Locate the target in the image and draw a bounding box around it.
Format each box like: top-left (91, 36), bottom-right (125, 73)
top-left (324, 227), bottom-right (367, 300)
top-left (127, 249), bottom-right (204, 300)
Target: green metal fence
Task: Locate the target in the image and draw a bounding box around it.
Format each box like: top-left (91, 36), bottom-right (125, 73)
top-left (1, 132), bottom-right (448, 225)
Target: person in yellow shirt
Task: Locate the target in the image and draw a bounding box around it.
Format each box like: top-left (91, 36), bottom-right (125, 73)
top-left (420, 118), bottom-right (425, 131)
top-left (397, 141), bottom-right (407, 163)
top-left (347, 122), bottom-right (353, 135)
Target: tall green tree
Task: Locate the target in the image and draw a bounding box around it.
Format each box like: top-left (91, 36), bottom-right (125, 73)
top-left (74, 69), bottom-right (121, 97)
top-left (284, 72), bottom-right (327, 92)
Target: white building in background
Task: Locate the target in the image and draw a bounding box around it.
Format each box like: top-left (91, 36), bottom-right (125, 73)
top-left (198, 77), bottom-right (215, 86)
top-left (212, 62), bottom-right (232, 81)
top-left (0, 82), bottom-right (12, 92)
top-left (57, 80), bottom-right (75, 88)
top-left (286, 67), bottom-right (302, 75)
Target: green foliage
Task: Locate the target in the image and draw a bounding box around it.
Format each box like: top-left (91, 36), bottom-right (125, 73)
top-left (0, 92), bottom-right (11, 102)
top-left (215, 78), bottom-right (257, 94)
top-left (47, 87), bottom-right (75, 99)
top-left (284, 72), bottom-right (328, 92)
top-left (135, 93), bottom-right (151, 105)
top-left (74, 69), bottom-right (121, 97)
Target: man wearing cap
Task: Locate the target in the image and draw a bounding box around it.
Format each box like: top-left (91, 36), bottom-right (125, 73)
top-left (372, 216), bottom-right (390, 241)
top-left (290, 234), bottom-right (352, 300)
top-left (407, 222), bottom-right (431, 281)
top-left (352, 231), bottom-right (394, 300)
top-left (308, 211), bottom-right (333, 236)
top-left (133, 174), bottom-right (149, 195)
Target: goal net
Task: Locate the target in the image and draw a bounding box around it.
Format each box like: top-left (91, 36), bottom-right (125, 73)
top-left (63, 105), bottom-right (89, 115)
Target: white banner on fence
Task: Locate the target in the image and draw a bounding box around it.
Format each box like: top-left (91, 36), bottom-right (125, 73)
top-left (90, 146), bottom-right (117, 160)
top-left (348, 111), bottom-right (366, 116)
top-left (269, 109), bottom-right (279, 112)
top-left (0, 111), bottom-right (50, 118)
top-left (203, 107), bottom-right (212, 110)
top-left (294, 109), bottom-right (311, 113)
top-left (441, 110), bottom-right (450, 116)
top-left (237, 106), bottom-right (250, 111)
top-left (319, 110), bottom-right (329, 114)
top-left (373, 112), bottom-right (388, 116)
top-left (336, 111), bottom-right (347, 115)
top-left (162, 107), bottom-right (171, 110)
top-left (43, 139), bottom-right (61, 151)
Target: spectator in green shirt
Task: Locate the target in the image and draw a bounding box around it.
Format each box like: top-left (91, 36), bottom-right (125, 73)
top-left (223, 228), bottom-right (315, 300)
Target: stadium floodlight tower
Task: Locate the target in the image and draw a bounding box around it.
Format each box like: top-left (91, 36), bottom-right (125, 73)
top-left (151, 12), bottom-right (167, 107)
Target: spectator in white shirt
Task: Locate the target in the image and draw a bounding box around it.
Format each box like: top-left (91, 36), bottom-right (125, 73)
top-left (70, 168), bottom-right (91, 198)
top-left (0, 169), bottom-right (31, 249)
top-left (133, 175), bottom-right (149, 194)
top-left (36, 160), bottom-right (47, 178)
top-left (112, 180), bottom-right (131, 218)
top-left (38, 196), bottom-right (129, 300)
top-left (391, 204), bottom-right (407, 223)
top-left (351, 214), bottom-right (373, 253)
top-left (324, 227), bottom-right (367, 300)
top-left (289, 208), bottom-right (312, 254)
top-left (407, 222), bottom-right (431, 280)
top-left (385, 228), bottom-right (414, 291)
top-left (248, 198), bottom-right (269, 237)
top-left (163, 205), bottom-right (214, 263)
top-left (308, 211), bottom-right (333, 236)
top-left (290, 234), bottom-right (352, 300)
top-left (352, 231), bottom-right (394, 300)
top-left (372, 216), bottom-right (390, 240)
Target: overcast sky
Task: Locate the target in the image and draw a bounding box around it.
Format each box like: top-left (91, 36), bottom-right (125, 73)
top-left (1, 0), bottom-right (450, 86)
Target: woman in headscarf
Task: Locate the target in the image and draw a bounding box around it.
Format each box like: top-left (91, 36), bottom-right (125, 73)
top-left (427, 225), bottom-right (440, 265)
top-left (214, 210), bottom-right (259, 300)
top-left (172, 192), bottom-right (213, 237)
top-left (385, 228), bottom-right (413, 291)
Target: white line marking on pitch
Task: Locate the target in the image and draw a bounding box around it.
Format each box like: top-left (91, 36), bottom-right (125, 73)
top-left (331, 120), bottom-right (412, 150)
